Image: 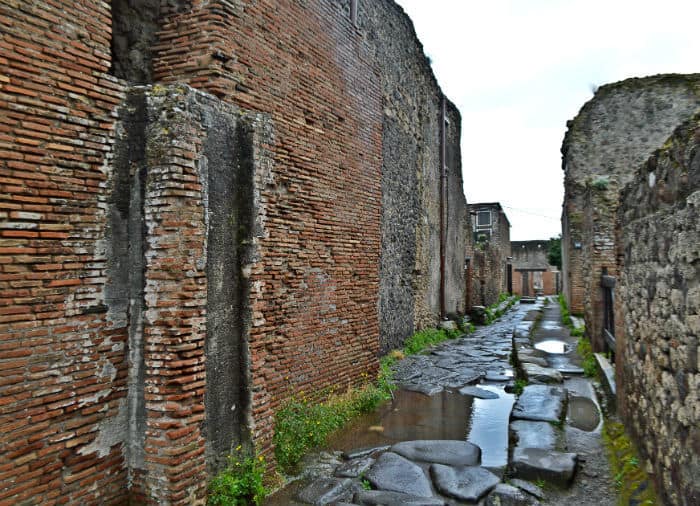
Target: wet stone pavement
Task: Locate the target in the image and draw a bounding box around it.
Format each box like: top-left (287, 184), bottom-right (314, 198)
top-left (266, 298), bottom-right (614, 505)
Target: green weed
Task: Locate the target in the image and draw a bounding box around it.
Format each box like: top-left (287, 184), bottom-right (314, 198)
top-left (208, 448), bottom-right (268, 506)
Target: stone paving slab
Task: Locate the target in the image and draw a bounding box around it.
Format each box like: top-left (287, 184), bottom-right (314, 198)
top-left (459, 385), bottom-right (500, 399)
top-left (512, 384), bottom-right (568, 423)
top-left (510, 420), bottom-right (558, 451)
top-left (296, 477), bottom-right (352, 505)
top-left (364, 452), bottom-right (433, 497)
top-left (429, 464), bottom-right (500, 502)
top-left (522, 363), bottom-right (564, 383)
top-left (512, 447), bottom-right (578, 486)
top-left (486, 483), bottom-right (541, 505)
top-left (354, 490), bottom-right (445, 505)
top-left (391, 440), bottom-right (481, 466)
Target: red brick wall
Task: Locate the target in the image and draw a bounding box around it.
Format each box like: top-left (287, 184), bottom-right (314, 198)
top-left (151, 0), bottom-right (382, 462)
top-left (0, 1), bottom-right (127, 504)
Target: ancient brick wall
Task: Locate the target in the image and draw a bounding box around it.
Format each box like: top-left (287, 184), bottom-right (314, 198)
top-left (351, 0), bottom-right (469, 348)
top-left (0, 1), bottom-right (127, 504)
top-left (147, 0), bottom-right (384, 472)
top-left (561, 74), bottom-right (700, 345)
top-left (617, 115), bottom-right (700, 506)
top-left (1, 0), bottom-right (471, 503)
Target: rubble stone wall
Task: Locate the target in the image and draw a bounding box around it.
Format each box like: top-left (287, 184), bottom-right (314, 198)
top-left (617, 115), bottom-right (700, 506)
top-left (561, 74), bottom-right (700, 342)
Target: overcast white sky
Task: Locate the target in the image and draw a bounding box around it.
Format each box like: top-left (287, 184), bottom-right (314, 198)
top-left (395, 0), bottom-right (700, 240)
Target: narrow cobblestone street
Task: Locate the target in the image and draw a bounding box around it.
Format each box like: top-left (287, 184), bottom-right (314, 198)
top-left (267, 298), bottom-right (617, 505)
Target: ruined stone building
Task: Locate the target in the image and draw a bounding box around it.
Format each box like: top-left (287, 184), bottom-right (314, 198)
top-left (510, 240), bottom-right (559, 297)
top-left (561, 74), bottom-right (700, 505)
top-left (0, 1), bottom-right (471, 504)
top-left (467, 203), bottom-right (511, 307)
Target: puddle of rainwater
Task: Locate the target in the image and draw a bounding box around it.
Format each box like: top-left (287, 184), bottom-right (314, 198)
top-left (323, 389), bottom-right (473, 452)
top-left (466, 384), bottom-right (515, 468)
top-left (535, 339), bottom-right (569, 354)
top-left (266, 390), bottom-right (474, 505)
top-left (567, 395), bottom-right (601, 431)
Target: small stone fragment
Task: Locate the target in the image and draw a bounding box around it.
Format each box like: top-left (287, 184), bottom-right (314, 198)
top-left (334, 457), bottom-right (374, 478)
top-left (486, 483), bottom-right (540, 505)
top-left (296, 477), bottom-right (352, 505)
top-left (459, 386), bottom-right (500, 399)
top-left (511, 448), bottom-right (577, 486)
top-left (354, 490), bottom-right (445, 506)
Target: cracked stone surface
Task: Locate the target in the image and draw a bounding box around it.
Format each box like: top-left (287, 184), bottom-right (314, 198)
top-left (459, 385), bottom-right (501, 399)
top-left (334, 457), bottom-right (374, 478)
top-left (512, 384), bottom-right (568, 423)
top-left (296, 477), bottom-right (353, 505)
top-left (486, 483), bottom-right (541, 505)
top-left (429, 464), bottom-right (500, 502)
top-left (522, 363), bottom-right (564, 384)
top-left (353, 490), bottom-right (445, 505)
top-left (364, 452), bottom-right (433, 497)
top-left (512, 448), bottom-right (578, 486)
top-left (511, 420), bottom-right (558, 451)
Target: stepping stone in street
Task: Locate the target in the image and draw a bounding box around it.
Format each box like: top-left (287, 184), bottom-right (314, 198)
top-left (296, 477), bottom-right (353, 505)
top-left (519, 355), bottom-right (549, 367)
top-left (401, 383), bottom-right (444, 396)
top-left (556, 365), bottom-right (585, 375)
top-left (513, 322), bottom-right (533, 339)
top-left (334, 457), bottom-right (374, 478)
top-left (509, 478), bottom-right (546, 499)
top-left (353, 490), bottom-right (445, 506)
top-left (512, 385), bottom-right (567, 423)
top-left (485, 483), bottom-right (539, 506)
top-left (364, 452), bottom-right (433, 497)
top-left (510, 420), bottom-right (557, 451)
top-left (429, 464), bottom-right (500, 502)
top-left (512, 448), bottom-right (577, 487)
top-left (342, 445), bottom-right (390, 460)
top-left (459, 386), bottom-right (500, 399)
top-left (391, 440), bottom-right (481, 466)
top-left (484, 371), bottom-right (511, 382)
top-left (522, 363), bottom-right (563, 383)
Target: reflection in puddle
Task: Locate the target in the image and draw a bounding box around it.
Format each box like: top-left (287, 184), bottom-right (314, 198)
top-left (535, 339), bottom-right (568, 354)
top-left (466, 384), bottom-right (515, 468)
top-left (323, 389), bottom-right (473, 452)
top-left (567, 395), bottom-right (601, 431)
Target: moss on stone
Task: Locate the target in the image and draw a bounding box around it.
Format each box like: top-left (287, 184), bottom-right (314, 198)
top-left (603, 421), bottom-right (660, 506)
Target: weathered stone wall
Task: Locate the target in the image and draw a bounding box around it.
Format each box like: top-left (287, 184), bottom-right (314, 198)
top-left (617, 115), bottom-right (700, 506)
top-left (561, 74), bottom-right (700, 344)
top-left (353, 0), bottom-right (469, 349)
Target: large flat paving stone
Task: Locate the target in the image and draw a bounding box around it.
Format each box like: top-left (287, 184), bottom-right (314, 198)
top-left (512, 448), bottom-right (577, 486)
top-left (296, 477), bottom-right (352, 505)
top-left (391, 440), bottom-right (481, 466)
top-left (522, 363), bottom-right (563, 383)
top-left (512, 385), bottom-right (567, 423)
top-left (364, 452), bottom-right (433, 497)
top-left (510, 420), bottom-right (557, 451)
top-left (459, 386), bottom-right (500, 399)
top-left (354, 490), bottom-right (445, 505)
top-left (429, 464), bottom-right (500, 502)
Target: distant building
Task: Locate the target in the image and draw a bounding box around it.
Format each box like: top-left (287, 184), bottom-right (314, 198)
top-left (510, 240), bottom-right (560, 296)
top-left (467, 203), bottom-right (511, 306)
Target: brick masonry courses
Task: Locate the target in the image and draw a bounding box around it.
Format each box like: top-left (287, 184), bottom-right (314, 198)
top-left (1, 1), bottom-right (473, 504)
top-left (616, 115), bottom-right (700, 506)
top-left (0, 1), bottom-right (128, 504)
top-left (561, 74), bottom-right (700, 349)
top-left (351, 0), bottom-right (469, 351)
